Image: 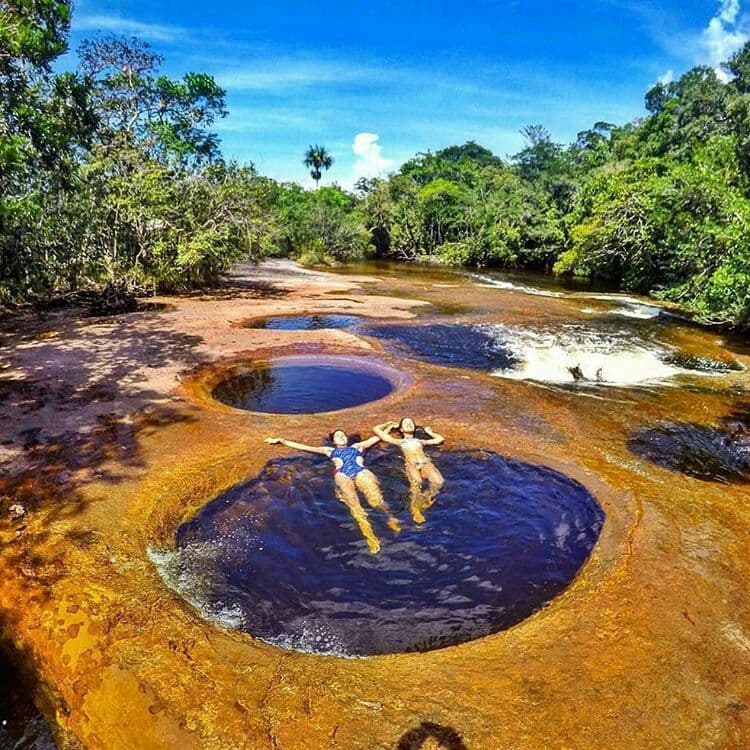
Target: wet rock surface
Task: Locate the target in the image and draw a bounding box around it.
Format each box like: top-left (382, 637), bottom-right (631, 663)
top-left (0, 260), bottom-right (749, 749)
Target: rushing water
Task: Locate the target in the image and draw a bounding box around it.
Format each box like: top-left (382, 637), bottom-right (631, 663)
top-left (155, 449), bottom-right (604, 656)
top-left (363, 321), bottom-right (741, 386)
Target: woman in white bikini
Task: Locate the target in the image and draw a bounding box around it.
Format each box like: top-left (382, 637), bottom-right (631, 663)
top-left (374, 417), bottom-right (445, 523)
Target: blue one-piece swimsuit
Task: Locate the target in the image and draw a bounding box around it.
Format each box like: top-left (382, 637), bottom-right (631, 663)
top-left (330, 446), bottom-right (364, 478)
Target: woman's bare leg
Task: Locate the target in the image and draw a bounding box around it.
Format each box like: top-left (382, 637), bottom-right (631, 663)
top-left (420, 460), bottom-right (444, 508)
top-left (355, 470), bottom-right (401, 533)
top-left (405, 462), bottom-right (427, 524)
top-left (334, 473), bottom-right (380, 554)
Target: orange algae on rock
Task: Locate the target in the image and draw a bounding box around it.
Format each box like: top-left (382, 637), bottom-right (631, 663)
top-left (0, 261), bottom-right (748, 749)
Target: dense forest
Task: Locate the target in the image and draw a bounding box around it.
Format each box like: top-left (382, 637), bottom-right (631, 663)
top-left (2, 1), bottom-right (749, 327)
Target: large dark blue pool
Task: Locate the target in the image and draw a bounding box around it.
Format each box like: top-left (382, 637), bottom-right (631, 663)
top-left (158, 448), bottom-right (605, 656)
top-left (362, 323), bottom-right (516, 370)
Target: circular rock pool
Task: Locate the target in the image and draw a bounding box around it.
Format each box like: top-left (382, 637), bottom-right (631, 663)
top-left (155, 449), bottom-right (605, 656)
top-left (244, 314), bottom-right (362, 330)
top-left (211, 356), bottom-right (398, 414)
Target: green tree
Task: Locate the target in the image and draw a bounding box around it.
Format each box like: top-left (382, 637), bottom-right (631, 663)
top-left (513, 125), bottom-right (576, 212)
top-left (435, 141), bottom-right (504, 167)
top-left (303, 144), bottom-right (334, 187)
top-left (273, 183), bottom-right (369, 264)
top-left (78, 35), bottom-right (227, 166)
top-left (0, 0), bottom-right (95, 300)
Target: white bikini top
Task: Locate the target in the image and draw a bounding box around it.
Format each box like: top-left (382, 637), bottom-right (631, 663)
top-left (400, 437), bottom-right (422, 447)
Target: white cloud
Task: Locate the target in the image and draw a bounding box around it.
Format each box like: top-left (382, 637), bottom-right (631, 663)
top-left (719, 0), bottom-right (741, 24)
top-left (352, 133), bottom-right (394, 180)
top-left (214, 106), bottom-right (315, 133)
top-left (657, 68), bottom-right (675, 85)
top-left (72, 14), bottom-right (185, 42)
top-left (215, 57), bottom-right (396, 91)
top-left (701, 0), bottom-right (749, 79)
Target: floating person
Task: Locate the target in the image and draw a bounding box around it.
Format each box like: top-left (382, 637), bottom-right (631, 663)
top-left (374, 417), bottom-right (445, 524)
top-left (264, 430), bottom-right (400, 554)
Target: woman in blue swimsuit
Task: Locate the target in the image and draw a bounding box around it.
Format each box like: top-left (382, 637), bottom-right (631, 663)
top-left (264, 429), bottom-right (400, 554)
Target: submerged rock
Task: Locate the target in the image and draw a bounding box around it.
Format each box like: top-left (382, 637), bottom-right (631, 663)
top-left (629, 420), bottom-right (750, 483)
top-left (7, 504), bottom-right (26, 522)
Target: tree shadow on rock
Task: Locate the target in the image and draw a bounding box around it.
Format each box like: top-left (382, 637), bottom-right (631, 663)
top-left (179, 275), bottom-right (289, 301)
top-left (397, 722), bottom-right (468, 750)
top-left (0, 320), bottom-right (207, 584)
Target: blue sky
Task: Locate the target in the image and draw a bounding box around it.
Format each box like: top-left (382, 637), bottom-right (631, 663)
top-left (63, 0), bottom-right (750, 187)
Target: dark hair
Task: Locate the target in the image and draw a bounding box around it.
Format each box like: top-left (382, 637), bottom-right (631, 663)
top-left (327, 429), bottom-right (365, 445)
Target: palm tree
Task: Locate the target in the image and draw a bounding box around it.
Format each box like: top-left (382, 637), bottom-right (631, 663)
top-left (303, 144), bottom-right (334, 187)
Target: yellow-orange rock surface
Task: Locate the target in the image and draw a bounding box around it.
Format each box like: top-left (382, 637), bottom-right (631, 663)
top-left (0, 261), bottom-right (748, 749)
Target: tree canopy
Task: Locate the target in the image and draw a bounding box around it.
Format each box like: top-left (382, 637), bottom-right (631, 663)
top-left (2, 0), bottom-right (750, 328)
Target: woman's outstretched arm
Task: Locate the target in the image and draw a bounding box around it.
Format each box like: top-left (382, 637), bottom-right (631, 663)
top-left (354, 434), bottom-right (381, 450)
top-left (264, 437), bottom-right (331, 456)
top-left (373, 421), bottom-right (402, 445)
top-left (421, 426), bottom-right (445, 446)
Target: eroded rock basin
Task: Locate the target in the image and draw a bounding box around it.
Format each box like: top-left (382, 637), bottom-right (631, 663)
top-left (629, 404), bottom-right (750, 483)
top-left (156, 449), bottom-right (604, 656)
top-left (243, 314), bottom-right (363, 330)
top-left (211, 356), bottom-right (399, 414)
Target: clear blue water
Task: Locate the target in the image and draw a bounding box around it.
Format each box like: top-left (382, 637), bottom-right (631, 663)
top-left (212, 361), bottom-right (395, 414)
top-left (171, 449), bottom-right (604, 656)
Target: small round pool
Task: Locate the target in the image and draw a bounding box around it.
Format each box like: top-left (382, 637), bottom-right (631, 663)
top-left (245, 314), bottom-right (362, 330)
top-left (211, 356), bottom-right (399, 414)
top-left (155, 449), bottom-right (605, 656)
